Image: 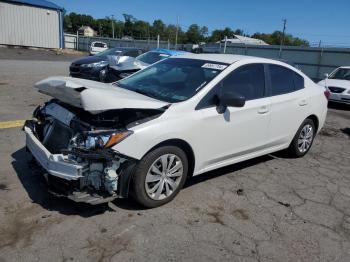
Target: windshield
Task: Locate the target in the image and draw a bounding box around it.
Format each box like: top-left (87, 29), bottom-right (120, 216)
top-left (96, 48), bottom-right (123, 57)
top-left (116, 58), bottom-right (228, 103)
top-left (136, 51), bottom-right (170, 65)
top-left (93, 42), bottom-right (106, 48)
top-left (329, 68), bottom-right (350, 81)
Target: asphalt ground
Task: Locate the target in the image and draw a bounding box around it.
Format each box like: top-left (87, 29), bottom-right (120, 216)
top-left (0, 48), bottom-right (350, 262)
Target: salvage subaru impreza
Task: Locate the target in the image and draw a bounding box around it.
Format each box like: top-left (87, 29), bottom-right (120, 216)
top-left (24, 54), bottom-right (328, 207)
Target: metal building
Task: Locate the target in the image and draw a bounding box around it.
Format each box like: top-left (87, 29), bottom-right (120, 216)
top-left (0, 0), bottom-right (64, 49)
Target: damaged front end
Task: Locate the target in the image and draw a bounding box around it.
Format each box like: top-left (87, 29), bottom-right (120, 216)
top-left (24, 100), bottom-right (164, 204)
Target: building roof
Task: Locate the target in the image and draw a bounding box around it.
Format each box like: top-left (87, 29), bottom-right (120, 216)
top-left (3, 0), bottom-right (64, 10)
top-left (218, 35), bottom-right (268, 46)
top-left (78, 26), bottom-right (94, 30)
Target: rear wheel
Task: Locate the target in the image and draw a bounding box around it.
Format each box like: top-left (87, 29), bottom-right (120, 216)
top-left (132, 146), bottom-right (188, 208)
top-left (287, 118), bottom-right (316, 157)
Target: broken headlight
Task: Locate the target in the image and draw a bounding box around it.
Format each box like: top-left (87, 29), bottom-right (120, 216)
top-left (81, 61), bottom-right (108, 68)
top-left (70, 130), bottom-right (132, 150)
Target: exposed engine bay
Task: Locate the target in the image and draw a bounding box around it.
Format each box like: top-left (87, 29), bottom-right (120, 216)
top-left (27, 99), bottom-right (165, 204)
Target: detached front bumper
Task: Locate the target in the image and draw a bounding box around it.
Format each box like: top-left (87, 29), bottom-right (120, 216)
top-left (24, 123), bottom-right (86, 181)
top-left (24, 120), bottom-right (135, 205)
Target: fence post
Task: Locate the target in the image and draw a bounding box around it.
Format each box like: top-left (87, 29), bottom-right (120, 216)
top-left (223, 36), bottom-right (227, 54)
top-left (316, 47), bottom-right (324, 80)
top-left (76, 31), bottom-right (79, 50)
top-left (157, 35), bottom-right (160, 49)
top-left (167, 39), bottom-right (170, 49)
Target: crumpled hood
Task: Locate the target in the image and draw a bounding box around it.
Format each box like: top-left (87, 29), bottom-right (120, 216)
top-left (35, 76), bottom-right (168, 114)
top-left (109, 57), bottom-right (147, 72)
top-left (318, 79), bottom-right (350, 89)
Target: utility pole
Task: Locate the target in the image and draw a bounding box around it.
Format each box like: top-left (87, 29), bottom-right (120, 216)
top-left (111, 15), bottom-right (115, 38)
top-left (175, 15), bottom-right (179, 50)
top-left (279, 19), bottom-right (287, 58)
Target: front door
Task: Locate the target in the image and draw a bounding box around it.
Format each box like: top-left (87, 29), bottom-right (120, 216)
top-left (194, 63), bottom-right (271, 172)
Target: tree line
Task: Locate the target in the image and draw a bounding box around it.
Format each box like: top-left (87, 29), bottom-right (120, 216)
top-left (64, 12), bottom-right (309, 46)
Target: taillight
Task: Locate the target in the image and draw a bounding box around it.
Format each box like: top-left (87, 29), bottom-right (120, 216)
top-left (324, 90), bottom-right (331, 100)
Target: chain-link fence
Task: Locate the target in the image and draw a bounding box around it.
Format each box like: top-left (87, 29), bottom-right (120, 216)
top-left (202, 43), bottom-right (350, 81)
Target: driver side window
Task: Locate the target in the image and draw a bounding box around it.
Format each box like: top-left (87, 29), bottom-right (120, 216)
top-left (196, 63), bottom-right (266, 110)
top-left (221, 64), bottom-right (265, 100)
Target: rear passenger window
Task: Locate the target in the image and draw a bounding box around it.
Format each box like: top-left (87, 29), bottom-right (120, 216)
top-left (269, 64), bottom-right (304, 95)
top-left (221, 64), bottom-right (265, 100)
top-left (293, 73), bottom-right (305, 90)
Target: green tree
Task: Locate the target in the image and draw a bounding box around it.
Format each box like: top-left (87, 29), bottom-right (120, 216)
top-left (62, 11), bottom-right (310, 46)
top-left (209, 29), bottom-right (224, 42)
top-left (186, 24), bottom-right (202, 43)
top-left (200, 26), bottom-right (209, 41)
top-left (151, 19), bottom-right (166, 39)
top-left (252, 31), bottom-right (309, 46)
top-left (63, 15), bottom-right (72, 31)
top-left (133, 20), bottom-right (150, 39)
top-left (123, 14), bottom-right (136, 36)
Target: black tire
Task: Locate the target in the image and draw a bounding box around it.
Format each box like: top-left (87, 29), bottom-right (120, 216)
top-left (131, 146), bottom-right (188, 208)
top-left (287, 118), bottom-right (316, 158)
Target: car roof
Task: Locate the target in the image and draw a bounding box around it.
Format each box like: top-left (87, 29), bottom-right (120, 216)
top-left (150, 49), bottom-right (188, 56)
top-left (171, 53), bottom-right (295, 65)
top-left (111, 47), bottom-right (144, 51)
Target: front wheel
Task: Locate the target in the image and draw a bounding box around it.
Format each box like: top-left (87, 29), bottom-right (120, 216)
top-left (131, 146), bottom-right (188, 208)
top-left (287, 119), bottom-right (316, 157)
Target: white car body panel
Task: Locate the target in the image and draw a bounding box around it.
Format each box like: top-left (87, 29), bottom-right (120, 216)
top-left (25, 54), bottom-right (328, 176)
top-left (108, 55), bottom-right (327, 176)
top-left (35, 76), bottom-right (168, 113)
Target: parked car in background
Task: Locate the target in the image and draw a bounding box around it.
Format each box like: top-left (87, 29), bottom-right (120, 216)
top-left (89, 41), bottom-right (108, 55)
top-left (69, 47), bottom-right (144, 81)
top-left (24, 54), bottom-right (328, 207)
top-left (318, 66), bottom-right (350, 104)
top-left (101, 49), bottom-right (188, 82)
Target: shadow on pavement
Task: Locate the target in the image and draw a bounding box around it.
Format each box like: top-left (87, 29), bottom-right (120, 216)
top-left (12, 147), bottom-right (274, 214)
top-left (328, 102), bottom-right (350, 111)
top-left (341, 128), bottom-right (350, 138)
top-left (11, 147), bottom-right (109, 217)
top-left (185, 154), bottom-right (273, 189)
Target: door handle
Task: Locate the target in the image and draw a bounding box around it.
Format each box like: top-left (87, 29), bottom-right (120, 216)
top-left (258, 106), bottom-right (269, 114)
top-left (298, 99), bottom-right (308, 106)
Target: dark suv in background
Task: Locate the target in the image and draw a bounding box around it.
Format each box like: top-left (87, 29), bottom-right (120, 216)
top-left (69, 47), bottom-right (144, 81)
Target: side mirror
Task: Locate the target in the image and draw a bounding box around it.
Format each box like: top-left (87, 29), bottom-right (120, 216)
top-left (324, 73), bottom-right (329, 79)
top-left (217, 91), bottom-right (246, 114)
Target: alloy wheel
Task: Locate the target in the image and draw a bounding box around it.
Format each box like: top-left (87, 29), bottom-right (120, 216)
top-left (297, 124), bottom-right (313, 153)
top-left (145, 154), bottom-right (184, 201)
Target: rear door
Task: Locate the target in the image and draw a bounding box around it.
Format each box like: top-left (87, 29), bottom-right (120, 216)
top-left (266, 64), bottom-right (309, 146)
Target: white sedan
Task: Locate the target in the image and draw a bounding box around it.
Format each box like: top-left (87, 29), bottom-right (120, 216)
top-left (89, 41), bottom-right (108, 55)
top-left (24, 54), bottom-right (328, 207)
top-left (318, 66), bottom-right (350, 104)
